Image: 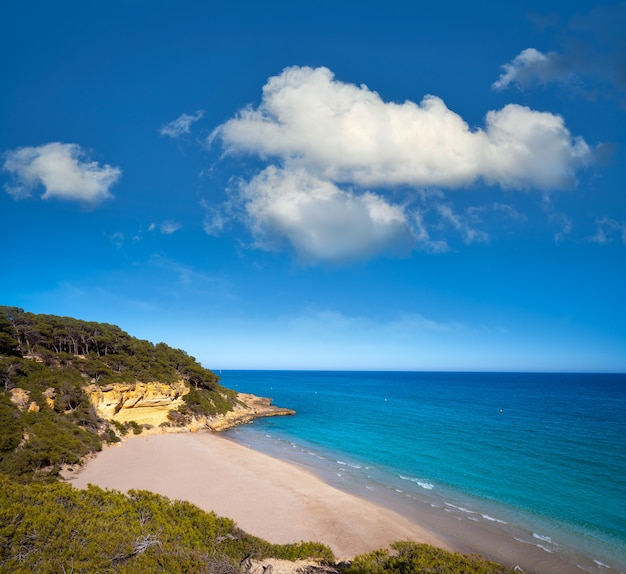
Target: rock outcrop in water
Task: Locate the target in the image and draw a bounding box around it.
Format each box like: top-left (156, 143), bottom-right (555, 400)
top-left (205, 393), bottom-right (296, 431)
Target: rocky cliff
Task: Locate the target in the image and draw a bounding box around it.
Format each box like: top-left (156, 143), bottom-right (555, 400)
top-left (205, 393), bottom-right (296, 431)
top-left (83, 382), bottom-right (294, 430)
top-left (84, 381), bottom-right (189, 426)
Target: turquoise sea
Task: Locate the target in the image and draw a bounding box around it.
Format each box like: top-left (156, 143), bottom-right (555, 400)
top-left (220, 371), bottom-right (626, 573)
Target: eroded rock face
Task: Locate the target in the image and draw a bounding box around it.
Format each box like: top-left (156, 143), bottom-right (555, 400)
top-left (84, 381), bottom-right (189, 426)
top-left (83, 383), bottom-right (295, 431)
top-left (42, 387), bottom-right (56, 409)
top-left (9, 388), bottom-right (31, 410)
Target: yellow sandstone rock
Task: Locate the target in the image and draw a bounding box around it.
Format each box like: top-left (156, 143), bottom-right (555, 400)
top-left (84, 381), bottom-right (189, 427)
top-left (42, 387), bottom-right (56, 409)
top-left (9, 388), bottom-right (31, 410)
top-left (83, 382), bottom-right (295, 432)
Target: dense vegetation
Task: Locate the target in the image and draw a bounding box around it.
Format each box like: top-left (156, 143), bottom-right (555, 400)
top-left (0, 474), bottom-right (333, 573)
top-left (0, 306), bottom-right (236, 482)
top-left (1, 306), bottom-right (222, 389)
top-left (0, 307), bottom-right (520, 574)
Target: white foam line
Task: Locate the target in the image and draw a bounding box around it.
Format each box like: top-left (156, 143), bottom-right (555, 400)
top-left (513, 537), bottom-right (552, 553)
top-left (481, 514), bottom-right (508, 524)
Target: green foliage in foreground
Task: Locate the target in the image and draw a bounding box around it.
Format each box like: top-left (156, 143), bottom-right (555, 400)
top-left (0, 474), bottom-right (334, 574)
top-left (341, 541), bottom-right (518, 574)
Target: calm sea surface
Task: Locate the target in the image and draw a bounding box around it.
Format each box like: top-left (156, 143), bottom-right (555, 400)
top-left (220, 371), bottom-right (626, 573)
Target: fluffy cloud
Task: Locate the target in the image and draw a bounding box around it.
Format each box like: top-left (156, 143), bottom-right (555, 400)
top-left (240, 166), bottom-right (413, 262)
top-left (492, 48), bottom-right (573, 91)
top-left (3, 142), bottom-right (121, 204)
top-left (160, 110), bottom-right (205, 138)
top-left (214, 66), bottom-right (591, 191)
top-left (209, 66), bottom-right (594, 262)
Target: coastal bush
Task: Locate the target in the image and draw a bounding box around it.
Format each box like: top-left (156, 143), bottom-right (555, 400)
top-left (111, 420), bottom-right (144, 436)
top-left (341, 541), bottom-right (518, 574)
top-left (178, 385), bottom-right (238, 419)
top-left (0, 408), bottom-right (103, 483)
top-left (272, 541), bottom-right (335, 562)
top-left (0, 475), bottom-right (335, 573)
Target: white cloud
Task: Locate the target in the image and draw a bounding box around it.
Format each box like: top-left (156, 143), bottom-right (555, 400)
top-left (492, 48), bottom-right (574, 91)
top-left (492, 203), bottom-right (527, 222)
top-left (405, 210), bottom-right (450, 254)
top-left (160, 110), bottom-right (205, 138)
top-left (208, 66), bottom-right (595, 262)
top-left (201, 199), bottom-right (227, 237)
top-left (3, 142), bottom-right (121, 204)
top-left (435, 203), bottom-right (489, 244)
top-left (482, 104), bottom-right (591, 189)
top-left (213, 66), bottom-right (591, 191)
top-left (149, 221), bottom-right (181, 234)
top-left (240, 166), bottom-right (413, 262)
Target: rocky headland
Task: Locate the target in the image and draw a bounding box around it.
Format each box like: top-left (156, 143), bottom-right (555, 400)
top-left (84, 381), bottom-right (295, 432)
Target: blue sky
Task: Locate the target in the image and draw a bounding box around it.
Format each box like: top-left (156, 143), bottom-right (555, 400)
top-left (2, 0), bottom-right (625, 372)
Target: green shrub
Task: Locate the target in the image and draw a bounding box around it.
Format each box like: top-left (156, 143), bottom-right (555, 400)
top-left (0, 476), bottom-right (334, 573)
top-left (341, 541), bottom-right (517, 574)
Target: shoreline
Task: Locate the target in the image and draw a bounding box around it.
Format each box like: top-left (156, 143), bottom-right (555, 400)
top-left (66, 427), bottom-right (623, 573)
top-left (224, 424), bottom-right (625, 574)
top-left (67, 430), bottom-right (454, 561)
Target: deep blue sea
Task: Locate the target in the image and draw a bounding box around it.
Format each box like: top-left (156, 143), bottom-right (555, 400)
top-left (220, 371), bottom-right (626, 573)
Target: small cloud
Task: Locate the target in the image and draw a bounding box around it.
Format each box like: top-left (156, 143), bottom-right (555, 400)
top-left (149, 254), bottom-right (221, 287)
top-left (108, 232), bottom-right (125, 249)
top-left (159, 221), bottom-right (181, 235)
top-left (588, 217), bottom-right (626, 245)
top-left (201, 199), bottom-right (229, 237)
top-left (160, 110), bottom-right (205, 139)
top-left (409, 211), bottom-right (450, 254)
top-left (541, 194), bottom-right (573, 242)
top-left (149, 221), bottom-right (181, 235)
top-left (495, 5), bottom-right (626, 104)
top-left (434, 203), bottom-right (489, 244)
top-left (3, 142), bottom-right (121, 204)
top-left (492, 202), bottom-right (527, 222)
top-left (492, 48), bottom-right (575, 91)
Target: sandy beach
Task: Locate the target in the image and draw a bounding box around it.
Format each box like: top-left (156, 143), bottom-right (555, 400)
top-left (68, 430), bottom-right (452, 561)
